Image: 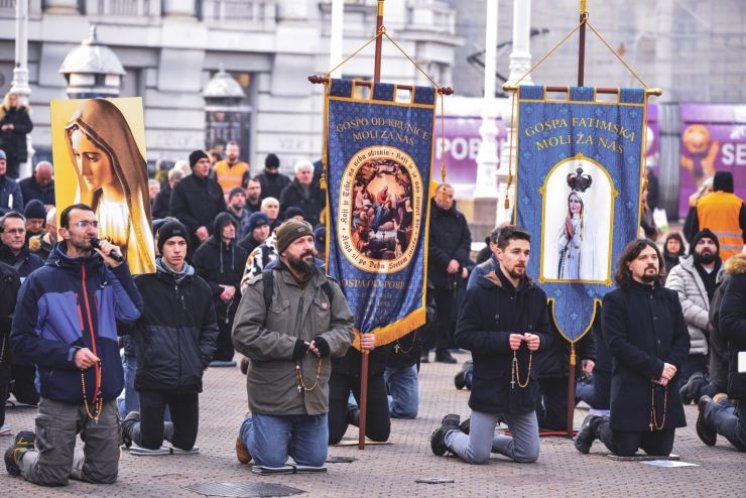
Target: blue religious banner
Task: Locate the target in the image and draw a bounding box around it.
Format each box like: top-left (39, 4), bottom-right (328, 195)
top-left (514, 85), bottom-right (648, 342)
top-left (324, 78), bottom-right (435, 348)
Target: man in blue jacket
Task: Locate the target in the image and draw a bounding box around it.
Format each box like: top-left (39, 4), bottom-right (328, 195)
top-left (5, 203), bottom-right (143, 486)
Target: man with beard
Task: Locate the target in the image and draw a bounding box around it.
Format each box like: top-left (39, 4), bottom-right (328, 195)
top-left (245, 178), bottom-right (262, 214)
top-left (255, 153), bottom-right (290, 201)
top-left (226, 187), bottom-right (251, 239)
top-left (666, 229), bottom-right (726, 403)
top-left (430, 226), bottom-right (551, 464)
top-left (213, 142), bottom-right (250, 198)
top-left (575, 239), bottom-right (690, 457)
top-left (232, 220), bottom-right (353, 472)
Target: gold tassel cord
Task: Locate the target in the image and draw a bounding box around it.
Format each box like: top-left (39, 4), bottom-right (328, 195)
top-left (586, 21), bottom-right (650, 89)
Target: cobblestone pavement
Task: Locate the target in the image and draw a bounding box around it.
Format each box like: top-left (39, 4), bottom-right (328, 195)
top-left (2, 351), bottom-right (745, 497)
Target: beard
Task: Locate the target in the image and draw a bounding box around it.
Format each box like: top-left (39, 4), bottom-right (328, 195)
top-left (694, 251), bottom-right (717, 264)
top-left (287, 250), bottom-right (317, 275)
top-left (508, 265), bottom-right (526, 280)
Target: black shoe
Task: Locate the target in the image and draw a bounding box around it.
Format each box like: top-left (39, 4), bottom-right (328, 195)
top-left (454, 361), bottom-right (473, 390)
top-left (240, 357), bottom-right (249, 375)
top-left (435, 350), bottom-right (457, 364)
top-left (4, 430), bottom-right (35, 477)
top-left (696, 395), bottom-right (717, 446)
top-left (345, 405), bottom-right (360, 427)
top-left (121, 411), bottom-right (141, 448)
top-left (680, 372), bottom-right (704, 405)
top-left (459, 417), bottom-right (471, 435)
top-left (574, 415), bottom-right (601, 454)
top-left (430, 414), bottom-right (461, 456)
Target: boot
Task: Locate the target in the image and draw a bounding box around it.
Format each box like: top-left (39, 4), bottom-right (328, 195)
top-left (680, 372), bottom-right (704, 405)
top-left (430, 414), bottom-right (461, 456)
top-left (574, 415), bottom-right (603, 454)
top-left (454, 361), bottom-right (473, 390)
top-left (696, 395), bottom-right (717, 446)
top-left (121, 411), bottom-right (141, 448)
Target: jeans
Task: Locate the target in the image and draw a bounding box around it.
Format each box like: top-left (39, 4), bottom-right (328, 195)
top-left (129, 391), bottom-right (198, 450)
top-left (384, 364), bottom-right (419, 419)
top-left (445, 409), bottom-right (540, 464)
top-left (118, 355), bottom-right (139, 418)
top-left (704, 399), bottom-right (746, 451)
top-left (239, 413), bottom-right (328, 468)
top-left (576, 370), bottom-right (611, 411)
top-left (19, 398), bottom-right (120, 486)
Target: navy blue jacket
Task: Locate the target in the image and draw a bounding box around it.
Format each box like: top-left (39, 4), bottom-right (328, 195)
top-left (0, 244), bottom-right (44, 279)
top-left (11, 243), bottom-right (143, 404)
top-left (0, 175), bottom-right (23, 215)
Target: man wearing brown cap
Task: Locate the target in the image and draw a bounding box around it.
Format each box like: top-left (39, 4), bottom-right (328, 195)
top-left (232, 220), bottom-right (354, 472)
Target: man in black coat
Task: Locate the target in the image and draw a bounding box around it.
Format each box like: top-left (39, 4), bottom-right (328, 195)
top-left (120, 221), bottom-right (218, 453)
top-left (278, 160), bottom-right (325, 227)
top-left (193, 213), bottom-right (248, 366)
top-left (19, 162), bottom-right (54, 208)
top-left (255, 153), bottom-right (290, 201)
top-left (430, 226), bottom-right (551, 464)
top-left (426, 184), bottom-right (472, 363)
top-left (575, 239), bottom-right (690, 457)
top-left (169, 150), bottom-right (226, 253)
top-left (696, 252), bottom-right (746, 451)
top-left (0, 261), bottom-right (20, 434)
top-left (152, 168), bottom-right (183, 220)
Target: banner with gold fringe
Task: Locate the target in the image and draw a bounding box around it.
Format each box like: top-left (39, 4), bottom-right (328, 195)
top-left (324, 78), bottom-right (435, 349)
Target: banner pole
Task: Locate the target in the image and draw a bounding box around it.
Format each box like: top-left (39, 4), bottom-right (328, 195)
top-left (577, 1), bottom-right (588, 86)
top-left (566, 343), bottom-right (577, 436)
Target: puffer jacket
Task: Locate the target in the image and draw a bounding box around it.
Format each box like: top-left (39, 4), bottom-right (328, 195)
top-left (720, 253), bottom-right (746, 398)
top-left (232, 264), bottom-right (354, 416)
top-left (665, 255), bottom-right (726, 355)
top-left (127, 262), bottom-right (218, 393)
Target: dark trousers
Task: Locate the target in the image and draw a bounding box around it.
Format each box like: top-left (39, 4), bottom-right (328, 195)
top-left (133, 390), bottom-right (199, 450)
top-left (426, 286), bottom-right (456, 353)
top-left (537, 377), bottom-right (573, 431)
top-left (705, 399), bottom-right (746, 451)
top-left (0, 356), bottom-right (10, 426)
top-left (328, 371), bottom-right (390, 444)
top-left (213, 315), bottom-right (236, 362)
top-left (598, 420), bottom-right (675, 456)
top-left (681, 354), bottom-right (708, 383)
top-left (10, 363), bottom-right (39, 405)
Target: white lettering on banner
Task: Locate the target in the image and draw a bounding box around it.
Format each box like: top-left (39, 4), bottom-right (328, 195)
top-left (435, 137), bottom-right (481, 161)
top-left (721, 143), bottom-right (746, 166)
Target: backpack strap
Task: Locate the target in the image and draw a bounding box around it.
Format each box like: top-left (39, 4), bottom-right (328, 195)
top-left (262, 268), bottom-right (275, 311)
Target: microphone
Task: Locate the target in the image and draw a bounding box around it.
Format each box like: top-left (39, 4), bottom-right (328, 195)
top-left (90, 238), bottom-right (124, 263)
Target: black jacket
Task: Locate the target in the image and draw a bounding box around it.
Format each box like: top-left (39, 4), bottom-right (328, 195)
top-left (151, 183), bottom-right (172, 219)
top-left (193, 213), bottom-right (248, 321)
top-left (279, 179), bottom-right (325, 227)
top-left (0, 106), bottom-right (33, 165)
top-left (19, 177), bottom-right (55, 207)
top-left (0, 261), bottom-right (20, 364)
top-left (428, 200), bottom-right (472, 289)
top-left (456, 267), bottom-right (551, 415)
top-left (708, 274), bottom-right (730, 393)
top-left (128, 265), bottom-right (218, 393)
top-left (0, 244), bottom-right (44, 279)
top-left (536, 305), bottom-right (596, 379)
top-left (720, 253), bottom-right (746, 399)
top-left (255, 171), bottom-right (291, 202)
top-left (602, 282), bottom-right (690, 431)
top-left (169, 174), bottom-right (226, 248)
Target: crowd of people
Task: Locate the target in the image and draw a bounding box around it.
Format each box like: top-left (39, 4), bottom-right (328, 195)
top-left (0, 96), bottom-right (744, 485)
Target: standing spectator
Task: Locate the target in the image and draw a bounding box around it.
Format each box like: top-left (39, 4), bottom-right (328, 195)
top-left (0, 92), bottom-right (33, 179)
top-left (170, 150), bottom-right (227, 253)
top-left (696, 251), bottom-right (746, 451)
top-left (238, 212), bottom-right (270, 254)
top-left (213, 141), bottom-right (250, 197)
top-left (232, 220), bottom-right (353, 470)
top-left (152, 167), bottom-right (183, 219)
top-left (279, 160), bottom-right (325, 227)
top-left (0, 150), bottom-right (23, 215)
top-left (645, 166), bottom-right (660, 211)
top-left (148, 179), bottom-right (160, 209)
top-left (662, 232), bottom-right (686, 276)
top-left (684, 171), bottom-right (746, 262)
top-left (240, 232), bottom-right (278, 290)
top-left (426, 184), bottom-right (472, 363)
top-left (23, 200), bottom-right (46, 245)
top-left (193, 213), bottom-right (247, 367)
top-left (28, 208), bottom-right (57, 261)
top-left (575, 239), bottom-right (690, 457)
top-left (255, 153), bottom-right (290, 201)
top-left (226, 187), bottom-right (251, 239)
top-left (261, 196), bottom-right (281, 233)
top-left (5, 203), bottom-right (143, 485)
top-left (121, 221), bottom-right (218, 454)
top-left (19, 161), bottom-right (55, 209)
top-left (245, 178), bottom-right (262, 214)
top-left (0, 212), bottom-right (44, 279)
top-left (0, 261), bottom-right (20, 435)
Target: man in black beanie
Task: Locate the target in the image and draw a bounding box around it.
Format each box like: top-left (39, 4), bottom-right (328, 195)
top-left (685, 171), bottom-right (746, 262)
top-left (254, 153), bottom-right (290, 201)
top-left (169, 150), bottom-right (226, 254)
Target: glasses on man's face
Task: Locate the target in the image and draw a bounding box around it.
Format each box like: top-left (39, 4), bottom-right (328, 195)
top-left (74, 220), bottom-right (99, 229)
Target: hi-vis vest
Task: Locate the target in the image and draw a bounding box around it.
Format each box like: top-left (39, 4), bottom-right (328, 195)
top-left (214, 160), bottom-right (249, 195)
top-left (697, 191), bottom-right (745, 262)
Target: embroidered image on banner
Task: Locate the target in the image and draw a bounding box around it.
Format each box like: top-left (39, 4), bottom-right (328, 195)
top-left (325, 79), bottom-right (435, 348)
top-left (514, 86), bottom-right (647, 342)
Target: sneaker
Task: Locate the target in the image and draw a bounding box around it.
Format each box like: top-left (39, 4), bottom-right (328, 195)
top-left (121, 411), bottom-right (141, 449)
top-left (0, 423), bottom-right (10, 436)
top-left (680, 372), bottom-right (704, 405)
top-left (574, 415), bottom-right (601, 454)
top-left (696, 396), bottom-right (717, 446)
top-left (240, 357), bottom-right (249, 375)
top-left (430, 414), bottom-right (461, 456)
top-left (4, 430), bottom-right (35, 476)
top-left (435, 350), bottom-right (457, 364)
top-left (454, 361), bottom-right (473, 390)
top-left (235, 436), bottom-right (252, 464)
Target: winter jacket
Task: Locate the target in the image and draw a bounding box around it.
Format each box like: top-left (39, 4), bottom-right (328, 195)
top-left (720, 253), bottom-right (746, 399)
top-left (127, 263), bottom-right (218, 393)
top-left (19, 177), bottom-right (55, 207)
top-left (0, 106), bottom-right (33, 165)
top-left (0, 261), bottom-right (20, 366)
top-left (428, 199), bottom-right (472, 289)
top-left (665, 255), bottom-right (725, 356)
top-left (193, 213), bottom-right (249, 321)
top-left (279, 179), bottom-right (325, 227)
top-left (232, 264), bottom-right (354, 416)
top-left (455, 266), bottom-right (552, 415)
top-left (708, 274), bottom-right (731, 393)
top-left (601, 281), bottom-right (690, 431)
top-left (255, 171), bottom-right (291, 202)
top-left (11, 243), bottom-right (143, 404)
top-left (169, 173), bottom-right (226, 249)
top-left (0, 244), bottom-right (44, 279)
top-left (0, 175), bottom-right (23, 215)
top-left (151, 183), bottom-right (172, 219)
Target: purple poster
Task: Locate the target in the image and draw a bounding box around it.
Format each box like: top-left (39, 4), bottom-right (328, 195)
top-left (679, 103), bottom-right (746, 218)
